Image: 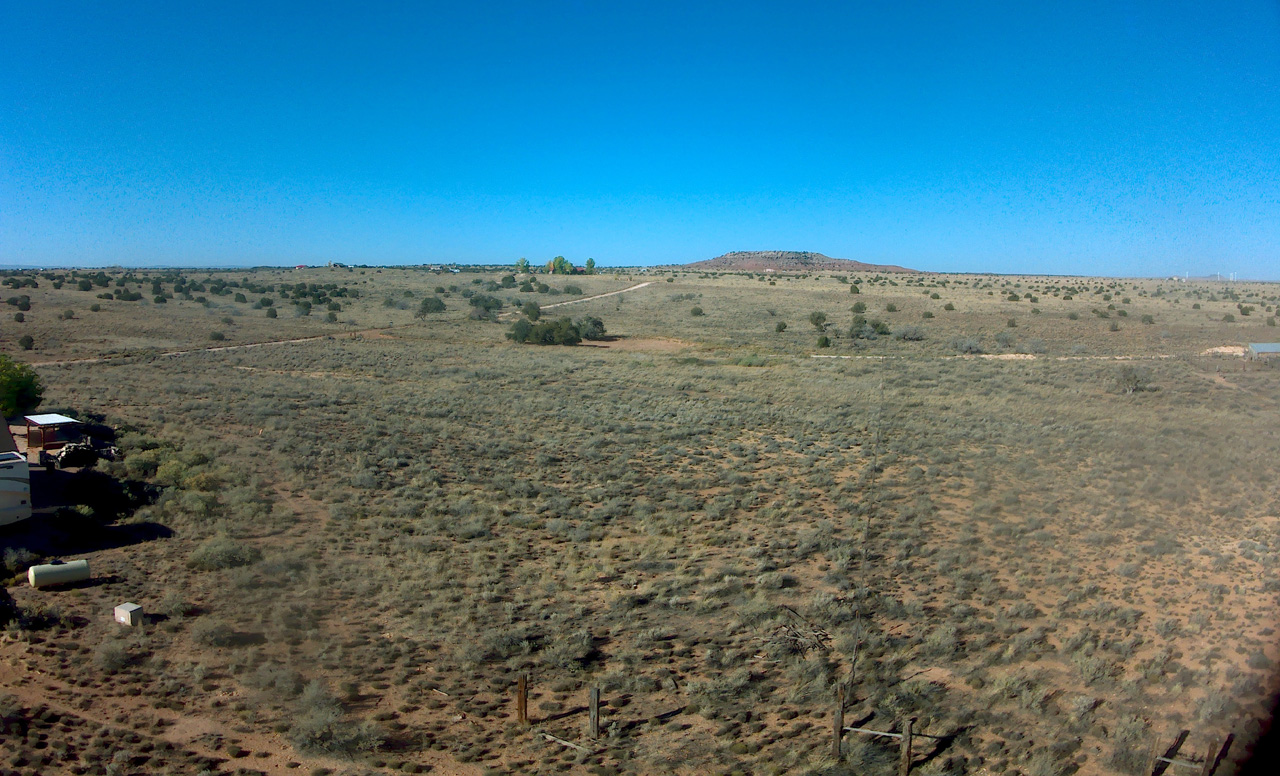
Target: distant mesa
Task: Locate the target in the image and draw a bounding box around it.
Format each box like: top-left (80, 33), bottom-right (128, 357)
top-left (681, 251), bottom-right (918, 274)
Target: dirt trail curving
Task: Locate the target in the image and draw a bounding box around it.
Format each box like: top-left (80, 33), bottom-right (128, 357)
top-left (539, 281), bottom-right (653, 309)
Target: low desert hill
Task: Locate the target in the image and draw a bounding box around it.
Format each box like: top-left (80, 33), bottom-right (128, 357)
top-left (682, 250), bottom-right (919, 273)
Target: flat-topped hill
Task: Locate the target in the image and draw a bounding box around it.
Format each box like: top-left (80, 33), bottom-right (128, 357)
top-left (682, 250), bottom-right (918, 273)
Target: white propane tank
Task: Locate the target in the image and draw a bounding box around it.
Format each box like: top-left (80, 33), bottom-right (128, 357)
top-left (28, 559), bottom-right (91, 588)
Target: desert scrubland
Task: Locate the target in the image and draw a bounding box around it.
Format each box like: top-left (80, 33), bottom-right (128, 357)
top-left (2, 265), bottom-right (1278, 776)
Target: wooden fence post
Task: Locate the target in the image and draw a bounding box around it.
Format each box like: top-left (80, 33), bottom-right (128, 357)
top-left (1144, 736), bottom-right (1160, 776)
top-left (899, 717), bottom-right (913, 776)
top-left (1203, 733), bottom-right (1233, 776)
top-left (832, 686), bottom-right (845, 759)
top-left (1199, 740), bottom-right (1215, 776)
top-left (589, 687), bottom-right (601, 738)
top-left (517, 673), bottom-right (529, 726)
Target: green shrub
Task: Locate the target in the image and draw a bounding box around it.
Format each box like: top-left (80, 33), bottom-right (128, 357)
top-left (690, 306), bottom-right (703, 317)
top-left (809, 311), bottom-right (827, 330)
top-left (563, 284), bottom-right (583, 295)
top-left (507, 317), bottom-right (582, 345)
top-left (1115, 365), bottom-right (1152, 395)
top-left (816, 335), bottom-right (830, 348)
top-left (885, 303), bottom-right (898, 312)
top-left (209, 331), bottom-right (226, 341)
top-left (1221, 313), bottom-right (1235, 322)
top-left (469, 294), bottom-right (504, 311)
top-left (775, 321), bottom-right (787, 333)
top-left (943, 302), bottom-right (955, 311)
top-left (850, 316), bottom-right (890, 339)
top-left (412, 297), bottom-right (446, 318)
top-left (93, 640), bottom-right (131, 672)
top-left (266, 307), bottom-right (278, 318)
top-left (893, 325), bottom-right (925, 341)
top-left (522, 301), bottom-right (541, 321)
top-left (952, 336), bottom-right (983, 354)
top-left (0, 354), bottom-right (42, 416)
top-left (189, 534), bottom-right (262, 571)
top-left (1006, 318), bottom-right (1017, 327)
top-left (1, 547), bottom-right (37, 576)
top-left (507, 319), bottom-right (532, 343)
top-left (850, 301), bottom-right (866, 314)
top-left (12, 312), bottom-right (22, 322)
top-left (575, 316), bottom-right (606, 340)
top-left (289, 680), bottom-right (385, 756)
top-left (190, 618), bottom-right (236, 647)
top-left (90, 304), bottom-right (101, 312)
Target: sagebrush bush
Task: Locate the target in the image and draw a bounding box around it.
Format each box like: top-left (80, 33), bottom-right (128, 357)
top-left (289, 680), bottom-right (385, 757)
top-left (188, 534), bottom-right (262, 571)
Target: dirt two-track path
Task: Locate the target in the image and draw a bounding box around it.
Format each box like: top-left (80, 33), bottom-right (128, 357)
top-left (538, 281), bottom-right (652, 309)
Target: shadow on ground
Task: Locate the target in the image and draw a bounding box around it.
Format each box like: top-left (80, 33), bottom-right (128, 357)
top-left (2, 467), bottom-right (166, 557)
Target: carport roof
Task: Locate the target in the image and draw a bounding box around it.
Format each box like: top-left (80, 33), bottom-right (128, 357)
top-left (24, 413), bottom-right (80, 426)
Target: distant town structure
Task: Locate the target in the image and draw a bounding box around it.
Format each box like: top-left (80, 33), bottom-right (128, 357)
top-left (1246, 343), bottom-right (1280, 360)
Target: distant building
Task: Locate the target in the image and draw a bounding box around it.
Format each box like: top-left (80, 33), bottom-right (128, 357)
top-left (295, 264), bottom-right (307, 269)
top-left (1246, 343), bottom-right (1280, 360)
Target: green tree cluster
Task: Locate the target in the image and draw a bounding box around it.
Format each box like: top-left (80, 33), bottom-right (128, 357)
top-left (507, 316), bottom-right (581, 345)
top-left (0, 355), bottom-right (42, 418)
top-left (507, 315), bottom-right (605, 346)
top-left (546, 256), bottom-right (575, 274)
top-left (415, 297), bottom-right (447, 318)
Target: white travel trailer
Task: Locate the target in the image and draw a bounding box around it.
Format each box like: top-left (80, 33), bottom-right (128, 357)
top-left (1, 425), bottom-right (32, 526)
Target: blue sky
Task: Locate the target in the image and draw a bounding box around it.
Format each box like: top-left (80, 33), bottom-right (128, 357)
top-left (2, 2), bottom-right (1279, 277)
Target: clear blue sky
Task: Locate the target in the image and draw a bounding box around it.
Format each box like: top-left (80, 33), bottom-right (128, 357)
top-left (3, 2), bottom-right (1279, 277)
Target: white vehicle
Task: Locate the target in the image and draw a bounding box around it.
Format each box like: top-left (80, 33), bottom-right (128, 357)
top-left (1, 426), bottom-right (32, 526)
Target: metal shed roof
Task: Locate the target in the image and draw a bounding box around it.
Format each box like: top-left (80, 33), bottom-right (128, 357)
top-left (24, 414), bottom-right (80, 426)
top-left (1247, 343), bottom-right (1280, 353)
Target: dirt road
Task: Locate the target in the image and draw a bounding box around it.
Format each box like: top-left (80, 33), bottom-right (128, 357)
top-left (539, 281), bottom-right (653, 309)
